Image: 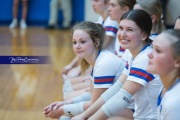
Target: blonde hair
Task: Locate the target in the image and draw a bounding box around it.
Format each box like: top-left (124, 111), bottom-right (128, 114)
top-left (162, 29), bottom-right (180, 88)
top-left (118, 0), bottom-right (136, 10)
top-left (163, 29), bottom-right (180, 60)
top-left (137, 0), bottom-right (165, 34)
top-left (73, 21), bottom-right (105, 73)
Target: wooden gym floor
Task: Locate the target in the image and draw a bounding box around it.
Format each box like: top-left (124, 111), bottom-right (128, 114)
top-left (0, 27), bottom-right (75, 120)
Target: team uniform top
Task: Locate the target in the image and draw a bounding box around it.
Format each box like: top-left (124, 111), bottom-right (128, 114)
top-left (121, 49), bottom-right (132, 64)
top-left (157, 79), bottom-right (180, 120)
top-left (122, 44), bottom-right (162, 120)
top-left (115, 36), bottom-right (126, 58)
top-left (149, 33), bottom-right (158, 41)
top-left (97, 16), bottom-right (119, 53)
top-left (92, 49), bottom-right (126, 88)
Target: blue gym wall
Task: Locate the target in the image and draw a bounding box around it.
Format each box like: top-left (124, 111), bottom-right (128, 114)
top-left (0, 0), bottom-right (84, 26)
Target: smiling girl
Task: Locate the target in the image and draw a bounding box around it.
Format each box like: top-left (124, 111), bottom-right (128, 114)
top-left (107, 0), bottom-right (136, 58)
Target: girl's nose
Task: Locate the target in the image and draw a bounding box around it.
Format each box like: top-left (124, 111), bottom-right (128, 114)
top-left (148, 51), bottom-right (153, 59)
top-left (75, 42), bottom-right (81, 48)
top-left (107, 5), bottom-right (111, 12)
top-left (121, 30), bottom-right (126, 37)
top-left (119, 30), bottom-right (126, 40)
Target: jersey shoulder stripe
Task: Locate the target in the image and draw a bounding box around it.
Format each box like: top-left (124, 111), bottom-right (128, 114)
top-left (125, 63), bottom-right (129, 70)
top-left (130, 67), bottom-right (155, 82)
top-left (104, 26), bottom-right (118, 34)
top-left (94, 76), bottom-right (115, 84)
top-left (119, 46), bottom-right (125, 52)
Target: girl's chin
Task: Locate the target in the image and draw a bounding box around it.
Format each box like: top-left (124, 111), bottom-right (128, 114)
top-left (76, 55), bottom-right (84, 59)
top-left (120, 45), bottom-right (128, 50)
top-left (119, 42), bottom-right (128, 48)
top-left (146, 67), bottom-right (155, 74)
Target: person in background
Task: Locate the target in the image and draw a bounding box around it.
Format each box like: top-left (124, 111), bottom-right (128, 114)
top-left (93, 0), bottom-right (119, 53)
top-left (134, 0), bottom-right (166, 40)
top-left (46, 0), bottom-right (72, 29)
top-left (147, 29), bottom-right (180, 120)
top-left (9, 0), bottom-right (29, 29)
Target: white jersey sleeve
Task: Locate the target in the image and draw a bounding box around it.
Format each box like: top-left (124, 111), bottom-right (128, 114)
top-left (93, 50), bottom-right (126, 88)
top-left (115, 36), bottom-right (126, 58)
top-left (97, 16), bottom-right (119, 53)
top-left (123, 46), bottom-right (155, 86)
top-left (97, 16), bottom-right (118, 37)
top-left (121, 50), bottom-right (132, 76)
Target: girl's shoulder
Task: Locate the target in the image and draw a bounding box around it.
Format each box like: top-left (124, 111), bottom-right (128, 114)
top-left (97, 50), bottom-right (122, 63)
top-left (136, 45), bottom-right (153, 60)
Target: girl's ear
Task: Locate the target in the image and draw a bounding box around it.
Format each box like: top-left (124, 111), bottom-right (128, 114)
top-left (95, 39), bottom-right (100, 48)
top-left (151, 15), bottom-right (157, 24)
top-left (141, 33), bottom-right (148, 41)
top-left (174, 57), bottom-right (180, 68)
top-left (122, 6), bottom-right (130, 13)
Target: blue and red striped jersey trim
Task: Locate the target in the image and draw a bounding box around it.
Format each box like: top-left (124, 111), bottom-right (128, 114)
top-left (94, 76), bottom-right (115, 84)
top-left (129, 67), bottom-right (155, 82)
top-left (104, 26), bottom-right (118, 34)
top-left (119, 46), bottom-right (125, 52)
top-left (125, 63), bottom-right (129, 70)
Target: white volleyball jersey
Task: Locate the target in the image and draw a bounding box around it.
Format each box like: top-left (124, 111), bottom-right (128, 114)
top-left (157, 79), bottom-right (180, 120)
top-left (115, 36), bottom-right (126, 58)
top-left (92, 50), bottom-right (126, 88)
top-left (123, 45), bottom-right (162, 120)
top-left (97, 16), bottom-right (119, 53)
top-left (149, 33), bottom-right (158, 41)
top-left (121, 49), bottom-right (132, 63)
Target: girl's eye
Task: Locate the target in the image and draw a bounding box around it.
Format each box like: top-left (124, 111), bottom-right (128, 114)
top-left (119, 26), bottom-right (123, 31)
top-left (110, 3), bottom-right (115, 7)
top-left (127, 29), bottom-right (133, 32)
top-left (155, 48), bottom-right (161, 53)
top-left (72, 41), bottom-right (77, 45)
top-left (80, 41), bottom-right (86, 44)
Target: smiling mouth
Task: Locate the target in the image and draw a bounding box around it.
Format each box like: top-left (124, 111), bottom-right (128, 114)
top-left (76, 51), bottom-right (83, 54)
top-left (121, 39), bottom-right (129, 44)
